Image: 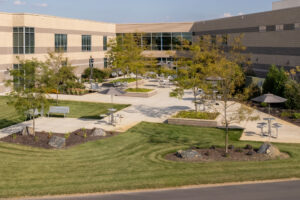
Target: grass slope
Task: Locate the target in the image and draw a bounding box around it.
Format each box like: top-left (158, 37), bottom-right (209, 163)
top-left (0, 96), bottom-right (129, 129)
top-left (0, 122), bottom-right (299, 198)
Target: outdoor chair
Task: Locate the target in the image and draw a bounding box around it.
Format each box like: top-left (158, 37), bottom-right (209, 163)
top-left (272, 123), bottom-right (282, 138)
top-left (257, 122), bottom-right (267, 136)
top-left (122, 82), bottom-right (128, 88)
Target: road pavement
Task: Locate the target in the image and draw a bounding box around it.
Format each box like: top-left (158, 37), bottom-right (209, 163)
top-left (21, 180), bottom-right (300, 200)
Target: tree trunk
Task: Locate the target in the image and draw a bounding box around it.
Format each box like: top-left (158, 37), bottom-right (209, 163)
top-left (224, 100), bottom-right (229, 154)
top-left (32, 115), bottom-right (35, 136)
top-left (193, 88), bottom-right (198, 112)
top-left (56, 86), bottom-right (59, 106)
top-left (136, 69), bottom-right (138, 89)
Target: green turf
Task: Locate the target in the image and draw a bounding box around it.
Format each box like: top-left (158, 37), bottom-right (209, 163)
top-left (125, 88), bottom-right (154, 93)
top-left (0, 122), bottom-right (300, 198)
top-left (0, 96), bottom-right (129, 129)
top-left (110, 78), bottom-right (139, 83)
top-left (174, 110), bottom-right (219, 120)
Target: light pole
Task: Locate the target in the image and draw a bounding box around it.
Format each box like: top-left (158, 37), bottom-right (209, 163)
top-left (89, 56), bottom-right (94, 84)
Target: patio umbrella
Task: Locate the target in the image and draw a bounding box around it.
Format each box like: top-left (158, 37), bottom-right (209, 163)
top-left (251, 93), bottom-right (287, 114)
top-left (100, 88), bottom-right (125, 104)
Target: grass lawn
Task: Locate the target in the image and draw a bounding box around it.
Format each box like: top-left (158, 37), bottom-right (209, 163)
top-left (0, 122), bottom-right (300, 198)
top-left (174, 111), bottom-right (219, 120)
top-left (110, 78), bottom-right (139, 83)
top-left (0, 96), bottom-right (129, 129)
top-left (125, 88), bottom-right (154, 93)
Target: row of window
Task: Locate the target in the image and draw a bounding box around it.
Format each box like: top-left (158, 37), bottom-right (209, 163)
top-left (116, 32), bottom-right (193, 51)
top-left (13, 27), bottom-right (108, 54)
top-left (260, 23), bottom-right (299, 32)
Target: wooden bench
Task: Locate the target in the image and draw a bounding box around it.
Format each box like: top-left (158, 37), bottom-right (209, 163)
top-left (47, 106), bottom-right (70, 118)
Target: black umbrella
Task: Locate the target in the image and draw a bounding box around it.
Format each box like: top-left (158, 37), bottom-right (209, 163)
top-left (252, 93), bottom-right (287, 114)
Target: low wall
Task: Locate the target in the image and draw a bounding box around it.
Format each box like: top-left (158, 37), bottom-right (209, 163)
top-left (123, 90), bottom-right (157, 98)
top-left (167, 118), bottom-right (219, 128)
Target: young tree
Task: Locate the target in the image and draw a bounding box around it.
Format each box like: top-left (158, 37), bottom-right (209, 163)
top-left (44, 52), bottom-right (80, 104)
top-left (171, 36), bottom-right (219, 111)
top-left (106, 33), bottom-right (152, 89)
top-left (6, 58), bottom-right (49, 135)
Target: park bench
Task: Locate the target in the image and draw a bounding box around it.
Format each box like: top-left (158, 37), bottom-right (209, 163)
top-left (47, 106), bottom-right (70, 118)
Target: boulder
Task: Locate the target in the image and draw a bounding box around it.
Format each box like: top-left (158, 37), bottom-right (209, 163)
top-left (21, 126), bottom-right (35, 136)
top-left (48, 136), bottom-right (66, 149)
top-left (258, 142), bottom-right (281, 158)
top-left (91, 128), bottom-right (106, 137)
top-left (176, 149), bottom-right (202, 159)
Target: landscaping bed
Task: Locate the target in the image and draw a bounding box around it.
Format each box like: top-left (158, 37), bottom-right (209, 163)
top-left (124, 88), bottom-right (157, 98)
top-left (173, 111), bottom-right (219, 120)
top-left (168, 111), bottom-right (220, 127)
top-left (125, 88), bottom-right (154, 93)
top-left (0, 129), bottom-right (118, 149)
top-left (166, 145), bottom-right (289, 163)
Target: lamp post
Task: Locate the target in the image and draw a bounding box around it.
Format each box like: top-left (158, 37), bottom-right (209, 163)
top-left (89, 56), bottom-right (94, 84)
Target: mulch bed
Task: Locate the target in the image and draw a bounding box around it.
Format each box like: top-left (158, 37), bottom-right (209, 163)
top-left (0, 129), bottom-right (118, 149)
top-left (245, 102), bottom-right (300, 127)
top-left (166, 147), bottom-right (289, 162)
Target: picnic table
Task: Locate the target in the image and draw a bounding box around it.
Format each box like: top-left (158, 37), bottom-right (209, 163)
top-left (263, 117), bottom-right (276, 136)
top-left (108, 108), bottom-right (117, 125)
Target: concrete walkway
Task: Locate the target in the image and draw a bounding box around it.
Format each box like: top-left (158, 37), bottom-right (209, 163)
top-left (0, 80), bottom-right (194, 136)
top-left (0, 79), bottom-right (299, 143)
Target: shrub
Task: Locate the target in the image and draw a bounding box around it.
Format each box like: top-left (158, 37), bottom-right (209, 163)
top-left (174, 111), bottom-right (219, 120)
top-left (260, 102), bottom-right (268, 107)
top-left (292, 113), bottom-right (300, 119)
top-left (12, 134), bottom-right (17, 140)
top-left (48, 132), bottom-right (53, 139)
top-left (65, 132), bottom-right (71, 139)
top-left (263, 65), bottom-right (288, 97)
top-left (281, 111), bottom-right (292, 118)
top-left (82, 68), bottom-right (107, 83)
top-left (243, 83), bottom-right (262, 101)
top-left (284, 80), bottom-right (300, 109)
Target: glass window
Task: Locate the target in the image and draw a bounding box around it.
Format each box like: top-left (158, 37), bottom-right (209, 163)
top-left (283, 24), bottom-right (295, 30)
top-left (82, 35), bottom-right (91, 52)
top-left (152, 33), bottom-right (162, 50)
top-left (13, 27), bottom-right (34, 54)
top-left (104, 58), bottom-right (108, 68)
top-left (55, 34), bottom-right (68, 52)
top-left (103, 36), bottom-right (107, 51)
top-left (172, 32), bottom-right (182, 50)
top-left (266, 25), bottom-right (276, 32)
top-left (142, 33), bottom-right (152, 50)
top-left (162, 33), bottom-right (171, 50)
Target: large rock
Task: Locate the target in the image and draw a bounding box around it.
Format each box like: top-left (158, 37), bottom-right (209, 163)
top-left (258, 142), bottom-right (281, 158)
top-left (21, 127), bottom-right (34, 136)
top-left (91, 128), bottom-right (106, 137)
top-left (176, 149), bottom-right (202, 159)
top-left (48, 136), bottom-right (66, 149)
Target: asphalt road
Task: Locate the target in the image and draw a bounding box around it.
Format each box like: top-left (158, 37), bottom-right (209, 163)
top-left (23, 180), bottom-right (300, 200)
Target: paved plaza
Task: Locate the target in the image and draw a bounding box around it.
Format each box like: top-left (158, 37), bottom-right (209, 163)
top-left (0, 79), bottom-right (299, 143)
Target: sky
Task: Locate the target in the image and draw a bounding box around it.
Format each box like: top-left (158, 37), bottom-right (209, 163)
top-left (0, 0), bottom-right (276, 23)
